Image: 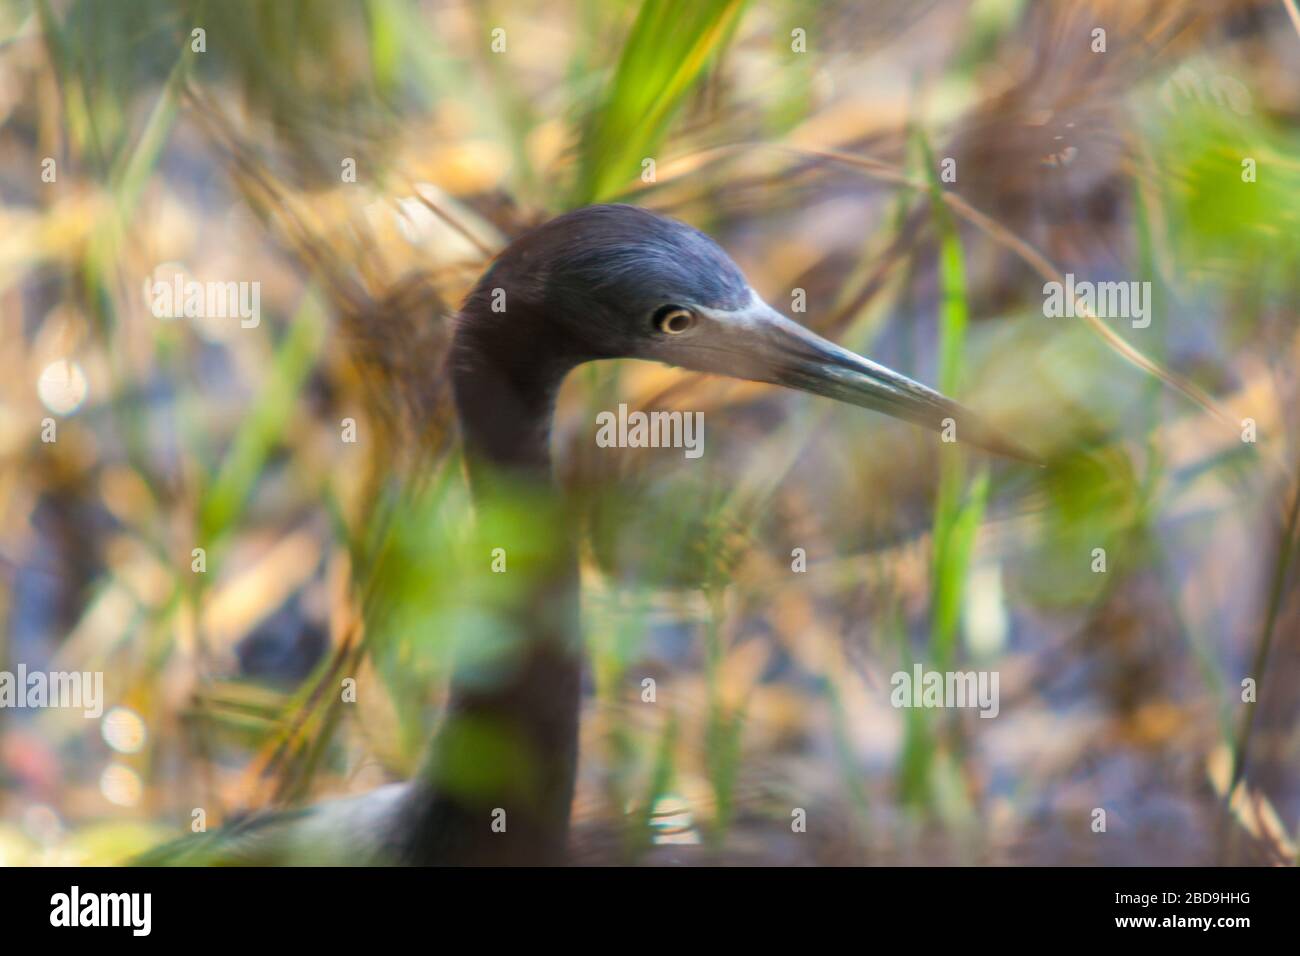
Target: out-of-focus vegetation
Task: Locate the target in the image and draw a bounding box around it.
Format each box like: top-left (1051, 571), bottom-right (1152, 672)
top-left (1, 0), bottom-right (1298, 865)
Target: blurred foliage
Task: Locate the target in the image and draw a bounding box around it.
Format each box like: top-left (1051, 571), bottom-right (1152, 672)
top-left (575, 0), bottom-right (746, 204)
top-left (0, 0), bottom-right (1297, 865)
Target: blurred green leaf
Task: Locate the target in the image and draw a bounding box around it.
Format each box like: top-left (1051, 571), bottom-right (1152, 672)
top-left (197, 294), bottom-right (327, 545)
top-left (575, 0), bottom-right (747, 204)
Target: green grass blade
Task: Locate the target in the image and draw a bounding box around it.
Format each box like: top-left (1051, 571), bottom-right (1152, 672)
top-left (575, 0), bottom-right (747, 205)
top-left (197, 292), bottom-right (327, 546)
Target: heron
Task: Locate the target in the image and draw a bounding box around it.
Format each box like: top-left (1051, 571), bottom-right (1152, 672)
top-left (136, 203), bottom-right (1033, 866)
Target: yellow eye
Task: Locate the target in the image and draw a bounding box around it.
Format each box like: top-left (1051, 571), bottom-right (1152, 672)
top-left (654, 305), bottom-right (695, 335)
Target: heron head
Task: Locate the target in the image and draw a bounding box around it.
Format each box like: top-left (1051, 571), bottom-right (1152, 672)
top-left (466, 203), bottom-right (1036, 462)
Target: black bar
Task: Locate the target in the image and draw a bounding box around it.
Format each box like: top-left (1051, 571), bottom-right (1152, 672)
top-left (0, 866), bottom-right (1283, 941)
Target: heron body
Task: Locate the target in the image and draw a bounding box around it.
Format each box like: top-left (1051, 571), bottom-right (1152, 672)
top-left (137, 203), bottom-right (1030, 866)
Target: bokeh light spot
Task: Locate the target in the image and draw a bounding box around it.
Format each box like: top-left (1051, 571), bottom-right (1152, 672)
top-left (100, 764), bottom-right (142, 807)
top-left (101, 706), bottom-right (147, 754)
top-left (37, 359), bottom-right (88, 415)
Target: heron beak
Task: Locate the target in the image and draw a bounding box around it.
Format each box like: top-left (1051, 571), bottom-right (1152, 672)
top-left (666, 296), bottom-right (1041, 464)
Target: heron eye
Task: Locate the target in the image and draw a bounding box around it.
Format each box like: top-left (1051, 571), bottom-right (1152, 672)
top-left (653, 305), bottom-right (695, 335)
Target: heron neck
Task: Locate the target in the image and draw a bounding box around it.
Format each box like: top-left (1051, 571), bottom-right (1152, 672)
top-left (404, 313), bottom-right (583, 864)
top-left (449, 311), bottom-right (581, 482)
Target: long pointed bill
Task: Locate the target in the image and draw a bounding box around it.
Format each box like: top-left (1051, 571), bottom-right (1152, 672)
top-left (653, 296), bottom-right (1040, 464)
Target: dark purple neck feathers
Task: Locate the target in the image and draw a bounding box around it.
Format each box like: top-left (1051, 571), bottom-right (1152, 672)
top-left (450, 287), bottom-right (585, 480)
top-left (407, 293), bottom-right (585, 865)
